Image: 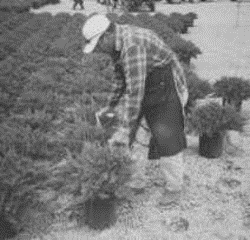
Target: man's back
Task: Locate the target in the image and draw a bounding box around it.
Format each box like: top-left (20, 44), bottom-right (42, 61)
top-left (116, 24), bottom-right (175, 72)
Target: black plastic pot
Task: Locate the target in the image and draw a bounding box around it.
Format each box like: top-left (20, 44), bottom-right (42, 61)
top-left (199, 131), bottom-right (225, 158)
top-left (83, 195), bottom-right (118, 230)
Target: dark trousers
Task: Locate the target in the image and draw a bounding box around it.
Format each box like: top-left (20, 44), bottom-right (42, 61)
top-left (140, 64), bottom-right (187, 159)
top-left (73, 0), bottom-right (84, 9)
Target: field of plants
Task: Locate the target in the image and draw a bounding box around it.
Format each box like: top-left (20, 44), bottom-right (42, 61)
top-left (0, 0), bottom-right (60, 13)
top-left (1, 6), bottom-right (250, 240)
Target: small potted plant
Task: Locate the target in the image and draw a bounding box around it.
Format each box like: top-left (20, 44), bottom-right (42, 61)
top-left (213, 76), bottom-right (250, 112)
top-left (51, 143), bottom-right (134, 230)
top-left (189, 101), bottom-right (246, 158)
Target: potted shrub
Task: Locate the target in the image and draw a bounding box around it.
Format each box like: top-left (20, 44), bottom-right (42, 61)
top-left (189, 101), bottom-right (246, 158)
top-left (50, 143), bottom-right (134, 230)
top-left (213, 76), bottom-right (250, 112)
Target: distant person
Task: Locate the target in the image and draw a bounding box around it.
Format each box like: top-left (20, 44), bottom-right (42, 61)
top-left (73, 0), bottom-right (84, 10)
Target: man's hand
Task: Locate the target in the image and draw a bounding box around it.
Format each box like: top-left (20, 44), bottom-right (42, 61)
top-left (95, 106), bottom-right (115, 128)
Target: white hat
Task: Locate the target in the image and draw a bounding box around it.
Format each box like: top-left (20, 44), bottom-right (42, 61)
top-left (82, 14), bottom-right (111, 54)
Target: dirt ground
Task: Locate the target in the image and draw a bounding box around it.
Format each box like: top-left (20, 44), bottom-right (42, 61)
top-left (27, 1), bottom-right (250, 239)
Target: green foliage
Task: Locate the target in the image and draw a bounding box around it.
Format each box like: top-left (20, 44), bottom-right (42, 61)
top-left (0, 13), bottom-right (51, 62)
top-left (0, 149), bottom-right (54, 236)
top-left (17, 12), bottom-right (71, 63)
top-left (169, 37), bottom-right (202, 64)
top-left (213, 76), bottom-right (250, 102)
top-left (186, 12), bottom-right (198, 20)
top-left (184, 67), bottom-right (213, 114)
top-left (154, 12), bottom-right (186, 34)
top-left (170, 12), bottom-right (196, 29)
top-left (49, 143), bottom-right (133, 204)
top-left (51, 13), bottom-right (87, 61)
top-left (0, 0), bottom-right (60, 12)
top-left (189, 101), bottom-right (247, 136)
top-left (0, 11), bottom-right (16, 25)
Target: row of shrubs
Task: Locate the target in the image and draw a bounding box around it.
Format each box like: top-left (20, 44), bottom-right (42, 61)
top-left (0, 13), bottom-right (54, 61)
top-left (0, 0), bottom-right (60, 13)
top-left (106, 12), bottom-right (201, 64)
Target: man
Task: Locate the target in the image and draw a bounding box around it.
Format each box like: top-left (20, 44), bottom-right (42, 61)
top-left (72, 0), bottom-right (84, 10)
top-left (82, 14), bottom-right (189, 206)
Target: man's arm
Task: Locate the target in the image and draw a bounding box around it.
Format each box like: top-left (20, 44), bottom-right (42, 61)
top-left (107, 61), bottom-right (126, 109)
top-left (121, 45), bottom-right (147, 132)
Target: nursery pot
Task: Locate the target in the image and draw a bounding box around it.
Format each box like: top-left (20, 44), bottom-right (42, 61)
top-left (83, 195), bottom-right (118, 230)
top-left (199, 131), bottom-right (225, 158)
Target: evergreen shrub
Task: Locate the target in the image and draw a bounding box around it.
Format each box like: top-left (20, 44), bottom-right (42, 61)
top-left (189, 101), bottom-right (246, 136)
top-left (184, 67), bottom-right (213, 114)
top-left (213, 76), bottom-right (250, 112)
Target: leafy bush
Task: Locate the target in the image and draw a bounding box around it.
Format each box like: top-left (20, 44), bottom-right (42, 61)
top-left (153, 12), bottom-right (186, 34)
top-left (0, 52), bottom-right (117, 234)
top-left (170, 12), bottom-right (197, 32)
top-left (186, 12), bottom-right (198, 20)
top-left (51, 13), bottom-right (87, 61)
top-left (0, 0), bottom-right (32, 13)
top-left (50, 144), bottom-right (133, 201)
top-left (169, 37), bottom-right (202, 65)
top-left (0, 13), bottom-right (50, 61)
top-left (18, 12), bottom-right (71, 62)
top-left (184, 67), bottom-right (213, 114)
top-left (213, 76), bottom-right (250, 111)
top-left (0, 11), bottom-right (16, 25)
top-left (0, 0), bottom-right (60, 12)
top-left (189, 101), bottom-right (246, 136)
top-left (0, 12), bottom-right (34, 35)
top-left (0, 149), bottom-right (55, 238)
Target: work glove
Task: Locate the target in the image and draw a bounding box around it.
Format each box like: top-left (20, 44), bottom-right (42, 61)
top-left (95, 106), bottom-right (117, 129)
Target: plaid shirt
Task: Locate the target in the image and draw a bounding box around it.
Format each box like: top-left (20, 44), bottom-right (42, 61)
top-left (108, 24), bottom-right (188, 134)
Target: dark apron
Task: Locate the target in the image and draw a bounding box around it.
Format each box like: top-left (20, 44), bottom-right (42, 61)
top-left (139, 64), bottom-right (187, 159)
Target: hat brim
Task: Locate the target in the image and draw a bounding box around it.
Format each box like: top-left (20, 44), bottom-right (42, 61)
top-left (83, 33), bottom-right (102, 54)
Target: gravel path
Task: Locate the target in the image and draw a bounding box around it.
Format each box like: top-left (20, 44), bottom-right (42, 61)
top-left (27, 1), bottom-right (250, 239)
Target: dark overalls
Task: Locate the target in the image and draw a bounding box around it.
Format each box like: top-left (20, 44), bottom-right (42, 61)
top-left (113, 59), bottom-right (187, 159)
top-left (142, 64), bottom-right (187, 159)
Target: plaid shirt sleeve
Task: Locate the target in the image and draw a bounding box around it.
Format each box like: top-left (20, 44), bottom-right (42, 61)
top-left (107, 61), bottom-right (126, 108)
top-left (120, 45), bottom-right (147, 131)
